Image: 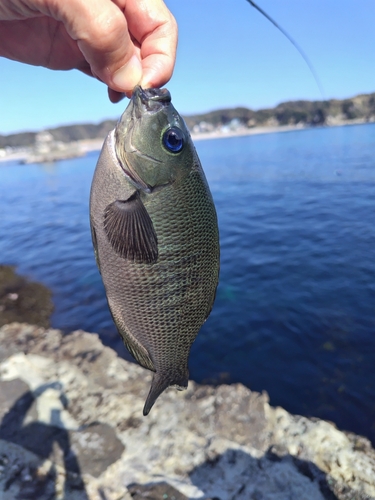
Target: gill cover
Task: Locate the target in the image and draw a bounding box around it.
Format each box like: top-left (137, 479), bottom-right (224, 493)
top-left (114, 86), bottom-right (190, 191)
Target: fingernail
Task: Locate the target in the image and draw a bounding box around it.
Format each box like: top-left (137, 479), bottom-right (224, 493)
top-left (140, 69), bottom-right (155, 90)
top-left (112, 55), bottom-right (142, 92)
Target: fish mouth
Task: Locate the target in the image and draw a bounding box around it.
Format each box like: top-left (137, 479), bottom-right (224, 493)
top-left (133, 86), bottom-right (171, 116)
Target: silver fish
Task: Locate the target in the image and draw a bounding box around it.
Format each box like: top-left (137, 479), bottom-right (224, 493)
top-left (89, 87), bottom-right (219, 415)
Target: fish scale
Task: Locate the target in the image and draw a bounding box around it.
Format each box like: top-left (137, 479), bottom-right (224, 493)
top-left (90, 87), bottom-right (219, 415)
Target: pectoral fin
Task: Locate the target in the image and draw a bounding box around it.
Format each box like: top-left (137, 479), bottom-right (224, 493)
top-left (104, 192), bottom-right (158, 263)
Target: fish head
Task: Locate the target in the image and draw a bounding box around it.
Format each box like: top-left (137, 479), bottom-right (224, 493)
top-left (114, 86), bottom-right (193, 192)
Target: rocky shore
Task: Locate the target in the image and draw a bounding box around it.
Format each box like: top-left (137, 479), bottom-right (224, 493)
top-left (0, 265), bottom-right (53, 328)
top-left (0, 268), bottom-right (375, 499)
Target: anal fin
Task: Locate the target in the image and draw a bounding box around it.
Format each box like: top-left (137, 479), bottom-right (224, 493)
top-left (107, 300), bottom-right (155, 372)
top-left (121, 329), bottom-right (155, 372)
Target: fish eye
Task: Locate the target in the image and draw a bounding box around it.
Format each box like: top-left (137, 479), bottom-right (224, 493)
top-left (162, 127), bottom-right (184, 153)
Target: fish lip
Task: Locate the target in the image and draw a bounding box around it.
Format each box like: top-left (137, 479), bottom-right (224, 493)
top-left (133, 86), bottom-right (171, 115)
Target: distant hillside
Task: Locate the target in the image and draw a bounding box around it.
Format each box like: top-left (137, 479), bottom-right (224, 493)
top-left (1, 92), bottom-right (375, 149)
top-left (0, 120), bottom-right (117, 149)
top-left (183, 92), bottom-right (375, 130)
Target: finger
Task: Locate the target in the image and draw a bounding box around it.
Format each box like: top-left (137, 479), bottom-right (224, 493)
top-left (50, 0), bottom-right (142, 92)
top-left (0, 17), bottom-right (83, 69)
top-left (140, 50), bottom-right (177, 90)
top-left (77, 65), bottom-right (94, 78)
top-left (124, 0), bottom-right (178, 88)
top-left (108, 87), bottom-right (126, 103)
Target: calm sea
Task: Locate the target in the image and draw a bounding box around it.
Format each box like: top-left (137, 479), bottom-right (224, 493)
top-left (1, 124), bottom-right (374, 443)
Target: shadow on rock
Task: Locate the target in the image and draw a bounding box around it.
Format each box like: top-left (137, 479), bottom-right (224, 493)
top-left (188, 448), bottom-right (339, 500)
top-left (126, 448), bottom-right (343, 500)
top-left (128, 482), bottom-right (189, 500)
top-left (0, 380), bottom-right (88, 499)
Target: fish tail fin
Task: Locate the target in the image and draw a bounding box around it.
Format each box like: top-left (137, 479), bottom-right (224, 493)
top-left (143, 369), bottom-right (189, 416)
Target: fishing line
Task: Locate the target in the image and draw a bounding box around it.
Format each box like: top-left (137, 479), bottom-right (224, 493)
top-left (246, 0), bottom-right (325, 99)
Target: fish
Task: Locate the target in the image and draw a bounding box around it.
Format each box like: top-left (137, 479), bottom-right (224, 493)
top-left (89, 86), bottom-right (220, 415)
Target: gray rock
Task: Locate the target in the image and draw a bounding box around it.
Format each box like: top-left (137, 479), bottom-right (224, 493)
top-left (0, 265), bottom-right (53, 329)
top-left (0, 322), bottom-right (374, 500)
top-left (128, 482), bottom-right (189, 500)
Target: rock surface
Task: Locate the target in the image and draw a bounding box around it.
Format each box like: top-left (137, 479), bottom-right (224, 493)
top-left (0, 265), bottom-right (53, 328)
top-left (0, 323), bottom-right (374, 499)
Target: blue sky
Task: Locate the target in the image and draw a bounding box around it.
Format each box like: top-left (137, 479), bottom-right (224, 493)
top-left (1, 0), bottom-right (375, 134)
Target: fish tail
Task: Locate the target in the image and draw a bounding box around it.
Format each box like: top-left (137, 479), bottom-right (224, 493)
top-left (143, 369), bottom-right (189, 416)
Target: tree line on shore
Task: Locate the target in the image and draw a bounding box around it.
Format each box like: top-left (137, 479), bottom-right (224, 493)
top-left (1, 92), bottom-right (375, 149)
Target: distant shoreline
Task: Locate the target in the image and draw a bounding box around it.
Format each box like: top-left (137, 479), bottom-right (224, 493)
top-left (0, 119), bottom-right (372, 164)
top-left (191, 123), bottom-right (305, 141)
top-left (2, 89), bottom-right (375, 163)
top-left (191, 117), bottom-right (375, 141)
top-left (0, 138), bottom-right (103, 164)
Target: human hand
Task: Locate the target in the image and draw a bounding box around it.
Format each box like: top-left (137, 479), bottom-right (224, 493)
top-left (0, 0), bottom-right (177, 102)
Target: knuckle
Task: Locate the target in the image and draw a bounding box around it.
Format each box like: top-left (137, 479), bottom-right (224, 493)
top-left (81, 9), bottom-right (125, 49)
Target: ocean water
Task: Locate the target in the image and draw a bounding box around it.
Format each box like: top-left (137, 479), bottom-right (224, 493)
top-left (1, 123), bottom-right (374, 443)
